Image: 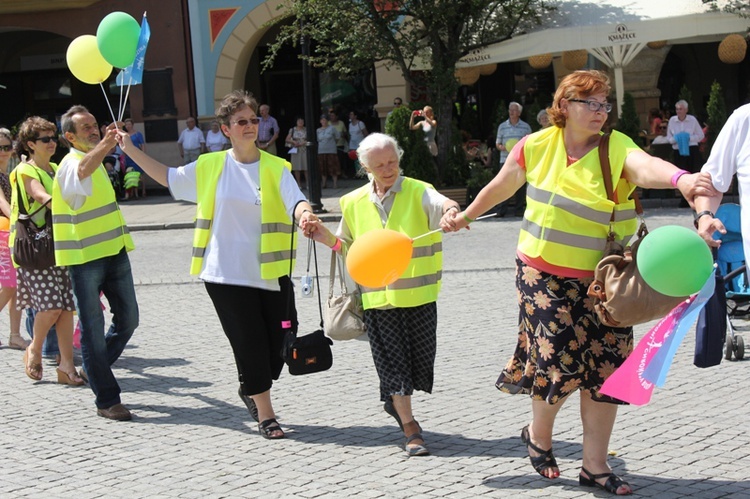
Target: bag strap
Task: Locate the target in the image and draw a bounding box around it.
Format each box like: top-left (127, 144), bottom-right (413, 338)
top-left (598, 133), bottom-right (643, 217)
top-left (18, 198), bottom-right (51, 220)
top-left (328, 250), bottom-right (349, 299)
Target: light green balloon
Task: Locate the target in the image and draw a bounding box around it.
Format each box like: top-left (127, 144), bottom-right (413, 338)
top-left (636, 225), bottom-right (713, 297)
top-left (97, 12), bottom-right (140, 69)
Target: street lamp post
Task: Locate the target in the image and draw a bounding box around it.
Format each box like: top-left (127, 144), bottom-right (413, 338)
top-left (300, 29), bottom-right (325, 213)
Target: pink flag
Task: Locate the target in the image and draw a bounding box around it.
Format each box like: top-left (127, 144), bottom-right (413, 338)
top-left (599, 301), bottom-right (690, 405)
top-left (0, 230), bottom-right (16, 288)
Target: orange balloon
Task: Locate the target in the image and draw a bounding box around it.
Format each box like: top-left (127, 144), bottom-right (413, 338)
top-left (0, 217), bottom-right (9, 231)
top-left (346, 229), bottom-right (412, 287)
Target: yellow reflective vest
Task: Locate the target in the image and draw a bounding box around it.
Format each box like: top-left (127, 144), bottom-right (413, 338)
top-left (517, 127), bottom-right (639, 272)
top-left (51, 151), bottom-right (134, 266)
top-left (190, 150), bottom-right (296, 278)
top-left (341, 178), bottom-right (442, 310)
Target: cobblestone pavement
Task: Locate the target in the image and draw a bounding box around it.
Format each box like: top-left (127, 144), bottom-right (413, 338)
top-left (1, 209), bottom-right (749, 498)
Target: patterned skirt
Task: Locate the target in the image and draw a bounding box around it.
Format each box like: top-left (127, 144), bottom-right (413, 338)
top-left (364, 302), bottom-right (437, 402)
top-left (496, 259), bottom-right (633, 404)
top-left (16, 266), bottom-right (76, 312)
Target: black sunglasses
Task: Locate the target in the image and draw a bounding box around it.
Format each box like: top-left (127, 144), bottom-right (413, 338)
top-left (232, 118), bottom-right (260, 127)
top-left (35, 136), bottom-right (59, 144)
top-left (0, 145), bottom-right (12, 152)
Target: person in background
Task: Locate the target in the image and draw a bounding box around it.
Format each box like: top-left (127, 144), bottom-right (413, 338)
top-left (257, 104), bottom-right (279, 156)
top-left (122, 119), bottom-right (146, 198)
top-left (328, 110), bottom-right (350, 177)
top-left (666, 100), bottom-right (704, 173)
top-left (536, 109), bottom-right (551, 129)
top-left (306, 132), bottom-right (458, 457)
top-left (409, 106), bottom-right (438, 156)
top-left (0, 128), bottom-right (26, 350)
top-left (386, 97), bottom-right (403, 125)
top-left (205, 120), bottom-right (229, 152)
top-left (495, 102), bottom-right (532, 217)
top-left (441, 70), bottom-right (718, 495)
top-left (317, 114), bottom-right (341, 189)
top-left (348, 111), bottom-right (369, 158)
top-left (117, 90), bottom-right (318, 439)
top-left (11, 117), bottom-right (81, 386)
top-left (54, 105), bottom-right (139, 420)
top-left (177, 117), bottom-right (206, 163)
top-left (647, 108), bottom-right (663, 136)
top-left (284, 116), bottom-right (308, 189)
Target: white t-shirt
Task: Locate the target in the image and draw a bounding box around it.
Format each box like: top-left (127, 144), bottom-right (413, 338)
top-left (57, 147), bottom-right (95, 210)
top-left (168, 153), bottom-right (306, 290)
top-left (205, 130), bottom-right (229, 152)
top-left (702, 103), bottom-right (750, 274)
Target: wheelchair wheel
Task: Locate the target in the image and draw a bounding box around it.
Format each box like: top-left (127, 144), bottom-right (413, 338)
top-left (726, 334), bottom-right (734, 361)
top-left (735, 335), bottom-right (745, 360)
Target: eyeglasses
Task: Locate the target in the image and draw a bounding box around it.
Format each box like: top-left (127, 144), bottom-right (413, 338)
top-left (568, 99), bottom-right (613, 113)
top-left (0, 145), bottom-right (12, 152)
top-left (232, 118), bottom-right (260, 127)
top-left (35, 136), bottom-right (59, 144)
top-left (393, 102), bottom-right (402, 106)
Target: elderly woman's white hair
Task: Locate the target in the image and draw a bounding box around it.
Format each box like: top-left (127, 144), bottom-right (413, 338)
top-left (355, 133), bottom-right (404, 172)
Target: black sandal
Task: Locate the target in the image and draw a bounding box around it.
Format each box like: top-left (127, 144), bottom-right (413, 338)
top-left (238, 388), bottom-right (259, 422)
top-left (520, 425), bottom-right (558, 479)
top-left (580, 467), bottom-right (632, 495)
top-left (258, 418), bottom-right (285, 439)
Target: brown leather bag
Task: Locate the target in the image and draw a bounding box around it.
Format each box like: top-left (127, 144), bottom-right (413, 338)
top-left (586, 134), bottom-right (687, 328)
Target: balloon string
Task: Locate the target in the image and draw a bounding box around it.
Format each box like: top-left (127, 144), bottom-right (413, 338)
top-left (411, 213), bottom-right (495, 241)
top-left (99, 83), bottom-right (118, 128)
top-left (118, 72), bottom-right (124, 123)
top-left (121, 76), bottom-right (133, 122)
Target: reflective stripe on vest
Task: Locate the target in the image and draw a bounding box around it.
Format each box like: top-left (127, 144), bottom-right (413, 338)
top-left (517, 127), bottom-right (638, 272)
top-left (190, 150), bottom-right (296, 278)
top-left (341, 178), bottom-right (442, 310)
top-left (51, 151), bottom-right (134, 266)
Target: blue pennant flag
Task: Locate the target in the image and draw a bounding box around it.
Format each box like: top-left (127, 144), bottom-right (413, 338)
top-left (116, 13), bottom-right (151, 86)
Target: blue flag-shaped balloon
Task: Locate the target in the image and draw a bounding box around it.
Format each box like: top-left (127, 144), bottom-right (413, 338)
top-left (116, 14), bottom-right (150, 86)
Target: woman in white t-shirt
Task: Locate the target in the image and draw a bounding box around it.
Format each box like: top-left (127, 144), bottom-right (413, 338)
top-left (116, 90), bottom-right (320, 440)
top-left (205, 120), bottom-right (229, 152)
top-left (348, 111), bottom-right (368, 152)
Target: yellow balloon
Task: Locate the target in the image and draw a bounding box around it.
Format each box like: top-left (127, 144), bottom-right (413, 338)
top-left (346, 229), bottom-right (413, 288)
top-left (66, 35), bottom-right (113, 85)
top-left (505, 138), bottom-right (519, 151)
top-left (0, 217), bottom-right (9, 231)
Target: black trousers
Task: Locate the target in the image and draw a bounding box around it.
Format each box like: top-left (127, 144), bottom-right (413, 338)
top-left (205, 277), bottom-right (297, 395)
top-left (673, 145), bottom-right (702, 173)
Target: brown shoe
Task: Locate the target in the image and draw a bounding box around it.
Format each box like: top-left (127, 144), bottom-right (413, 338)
top-left (97, 403), bottom-right (132, 421)
top-left (78, 367), bottom-right (88, 383)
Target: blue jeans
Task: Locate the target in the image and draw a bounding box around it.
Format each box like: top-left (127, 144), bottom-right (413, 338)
top-left (26, 309), bottom-right (60, 358)
top-left (68, 248), bottom-right (139, 409)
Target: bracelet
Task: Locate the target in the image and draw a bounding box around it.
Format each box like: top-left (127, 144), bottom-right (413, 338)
top-left (462, 213), bottom-right (474, 224)
top-left (670, 169), bottom-right (689, 188)
top-left (693, 210), bottom-right (714, 229)
top-left (445, 205), bottom-right (459, 214)
top-left (330, 238), bottom-right (342, 252)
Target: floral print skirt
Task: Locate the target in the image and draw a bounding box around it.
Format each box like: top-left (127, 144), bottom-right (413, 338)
top-left (496, 258), bottom-right (633, 405)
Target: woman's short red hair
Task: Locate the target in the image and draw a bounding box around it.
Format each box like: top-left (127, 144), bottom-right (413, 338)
top-left (547, 70), bottom-right (611, 128)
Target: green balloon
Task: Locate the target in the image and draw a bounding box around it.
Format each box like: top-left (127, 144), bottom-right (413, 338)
top-left (636, 225), bottom-right (713, 297)
top-left (97, 12), bottom-right (140, 68)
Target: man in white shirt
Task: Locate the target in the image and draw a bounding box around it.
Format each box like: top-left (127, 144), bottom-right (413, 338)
top-left (177, 117), bottom-right (206, 162)
top-left (666, 100), bottom-right (704, 173)
top-left (695, 103), bottom-right (750, 270)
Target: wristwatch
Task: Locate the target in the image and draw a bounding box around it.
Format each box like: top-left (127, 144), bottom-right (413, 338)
top-left (693, 210), bottom-right (714, 229)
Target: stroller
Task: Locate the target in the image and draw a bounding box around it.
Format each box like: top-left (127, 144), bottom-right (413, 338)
top-left (713, 203), bottom-right (747, 360)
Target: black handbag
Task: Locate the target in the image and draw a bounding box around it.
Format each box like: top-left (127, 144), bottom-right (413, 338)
top-left (280, 227), bottom-right (333, 375)
top-left (13, 198), bottom-right (55, 270)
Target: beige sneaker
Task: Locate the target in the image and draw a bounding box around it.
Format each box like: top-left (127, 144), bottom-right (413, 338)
top-left (8, 333), bottom-right (30, 350)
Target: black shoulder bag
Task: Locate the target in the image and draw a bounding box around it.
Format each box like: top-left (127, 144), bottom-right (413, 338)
top-left (280, 222), bottom-right (333, 375)
top-left (13, 197), bottom-right (55, 270)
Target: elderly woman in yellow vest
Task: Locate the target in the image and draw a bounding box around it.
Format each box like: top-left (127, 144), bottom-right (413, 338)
top-left (440, 70), bottom-right (718, 495)
top-left (116, 90), bottom-right (318, 440)
top-left (11, 117), bottom-right (81, 386)
top-left (306, 132), bottom-right (460, 457)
